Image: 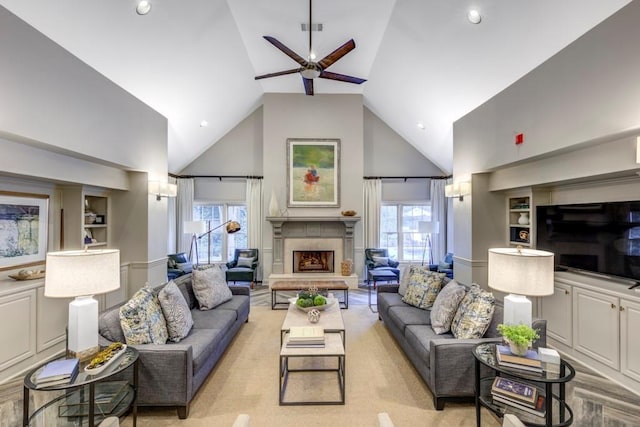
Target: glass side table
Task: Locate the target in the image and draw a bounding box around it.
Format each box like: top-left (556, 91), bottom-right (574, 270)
top-left (473, 343), bottom-right (575, 427)
top-left (23, 347), bottom-right (138, 427)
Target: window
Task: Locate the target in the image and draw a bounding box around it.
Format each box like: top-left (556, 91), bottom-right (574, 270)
top-left (193, 204), bottom-right (247, 264)
top-left (380, 204), bottom-right (431, 262)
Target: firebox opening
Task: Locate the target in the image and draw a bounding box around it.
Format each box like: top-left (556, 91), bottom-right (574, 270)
top-left (293, 250), bottom-right (335, 273)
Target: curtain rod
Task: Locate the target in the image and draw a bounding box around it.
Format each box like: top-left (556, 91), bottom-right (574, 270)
top-left (170, 173), bottom-right (263, 180)
top-left (363, 175), bottom-right (451, 181)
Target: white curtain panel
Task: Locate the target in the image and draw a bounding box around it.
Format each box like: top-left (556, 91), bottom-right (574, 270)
top-left (167, 176), bottom-right (178, 254)
top-left (363, 179), bottom-right (382, 248)
top-left (246, 178), bottom-right (263, 281)
top-left (176, 178), bottom-right (195, 255)
top-left (430, 179), bottom-right (447, 264)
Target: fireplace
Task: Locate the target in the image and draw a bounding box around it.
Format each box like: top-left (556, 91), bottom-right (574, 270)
top-left (293, 250), bottom-right (334, 273)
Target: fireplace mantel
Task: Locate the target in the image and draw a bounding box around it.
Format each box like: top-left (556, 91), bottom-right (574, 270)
top-left (266, 216), bottom-right (360, 275)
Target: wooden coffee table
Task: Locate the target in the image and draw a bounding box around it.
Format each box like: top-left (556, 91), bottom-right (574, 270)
top-left (270, 280), bottom-right (349, 310)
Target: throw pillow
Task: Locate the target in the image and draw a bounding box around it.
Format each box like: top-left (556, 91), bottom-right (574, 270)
top-left (158, 280), bottom-right (194, 342)
top-left (398, 264), bottom-right (413, 296)
top-left (236, 256), bottom-right (255, 268)
top-left (450, 284), bottom-right (496, 339)
top-left (430, 280), bottom-right (466, 334)
top-left (192, 265), bottom-right (233, 310)
top-left (438, 261), bottom-right (452, 270)
top-left (372, 256), bottom-right (389, 267)
top-left (407, 267), bottom-right (446, 308)
top-left (119, 286), bottom-right (168, 345)
top-left (402, 282), bottom-right (431, 309)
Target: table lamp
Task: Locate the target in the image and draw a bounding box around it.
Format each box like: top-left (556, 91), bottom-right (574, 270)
top-left (488, 247), bottom-right (554, 326)
top-left (45, 249), bottom-right (120, 360)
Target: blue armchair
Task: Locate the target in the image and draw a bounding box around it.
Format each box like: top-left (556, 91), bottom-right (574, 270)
top-left (429, 252), bottom-right (453, 279)
top-left (167, 252), bottom-right (193, 280)
top-left (364, 248), bottom-right (400, 280)
top-left (226, 249), bottom-right (259, 288)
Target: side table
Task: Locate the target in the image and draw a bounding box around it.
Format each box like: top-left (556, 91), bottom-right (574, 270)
top-left (473, 343), bottom-right (575, 427)
top-left (23, 347), bottom-right (139, 427)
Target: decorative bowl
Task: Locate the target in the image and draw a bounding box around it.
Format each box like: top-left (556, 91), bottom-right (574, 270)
top-left (341, 210), bottom-right (356, 216)
top-left (85, 343), bottom-right (127, 375)
top-left (289, 297), bottom-right (337, 312)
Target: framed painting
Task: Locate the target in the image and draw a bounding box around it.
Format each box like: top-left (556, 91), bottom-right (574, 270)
top-left (0, 191), bottom-right (49, 271)
top-left (287, 138), bottom-right (340, 207)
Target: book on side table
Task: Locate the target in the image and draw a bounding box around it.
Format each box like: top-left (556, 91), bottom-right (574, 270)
top-left (35, 358), bottom-right (79, 388)
top-left (496, 345), bottom-right (543, 373)
top-left (286, 326), bottom-right (325, 347)
top-left (491, 377), bottom-right (538, 406)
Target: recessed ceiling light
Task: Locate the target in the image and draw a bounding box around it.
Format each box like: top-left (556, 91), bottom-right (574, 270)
top-left (200, 120), bottom-right (208, 127)
top-left (417, 122), bottom-right (425, 130)
top-left (467, 9), bottom-right (481, 24)
top-left (136, 1), bottom-right (152, 15)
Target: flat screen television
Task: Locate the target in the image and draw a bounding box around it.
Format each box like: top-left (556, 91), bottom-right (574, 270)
top-left (536, 201), bottom-right (640, 283)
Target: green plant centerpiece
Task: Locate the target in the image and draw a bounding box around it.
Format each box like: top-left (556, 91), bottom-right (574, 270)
top-left (296, 285), bottom-right (328, 309)
top-left (497, 323), bottom-right (540, 356)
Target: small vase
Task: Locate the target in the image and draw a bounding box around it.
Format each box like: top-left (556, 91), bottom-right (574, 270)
top-left (308, 309), bottom-right (321, 323)
top-left (518, 212), bottom-right (529, 225)
top-left (508, 340), bottom-right (530, 356)
top-left (268, 189), bottom-right (280, 217)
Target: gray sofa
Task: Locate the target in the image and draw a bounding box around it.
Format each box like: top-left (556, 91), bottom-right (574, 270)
top-left (376, 282), bottom-right (546, 410)
top-left (98, 272), bottom-right (250, 419)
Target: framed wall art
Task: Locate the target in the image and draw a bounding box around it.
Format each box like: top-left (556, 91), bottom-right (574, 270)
top-left (0, 191), bottom-right (49, 271)
top-left (287, 138), bottom-right (340, 207)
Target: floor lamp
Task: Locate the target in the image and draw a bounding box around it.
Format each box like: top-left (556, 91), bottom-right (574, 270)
top-left (418, 221), bottom-right (439, 266)
top-left (45, 249), bottom-right (120, 360)
top-left (187, 220), bottom-right (242, 266)
top-left (184, 220), bottom-right (206, 263)
top-left (488, 247), bottom-right (554, 326)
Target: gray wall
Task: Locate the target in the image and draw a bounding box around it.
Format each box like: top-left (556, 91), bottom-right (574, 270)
top-left (452, 1), bottom-right (640, 285)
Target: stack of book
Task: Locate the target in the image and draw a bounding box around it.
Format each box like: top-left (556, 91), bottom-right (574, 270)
top-left (496, 345), bottom-right (543, 373)
top-left (286, 326), bottom-right (325, 348)
top-left (491, 377), bottom-right (546, 417)
top-left (35, 358), bottom-right (79, 388)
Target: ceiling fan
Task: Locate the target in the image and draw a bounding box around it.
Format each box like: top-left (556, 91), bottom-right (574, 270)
top-left (254, 0), bottom-right (366, 96)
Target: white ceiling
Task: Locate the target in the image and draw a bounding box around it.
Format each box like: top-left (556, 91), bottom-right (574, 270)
top-left (0, 0), bottom-right (631, 174)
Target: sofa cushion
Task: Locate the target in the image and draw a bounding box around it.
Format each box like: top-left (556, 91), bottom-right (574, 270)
top-left (214, 295), bottom-right (251, 321)
top-left (405, 325), bottom-right (451, 369)
top-left (402, 269), bottom-right (445, 309)
top-left (158, 280), bottom-right (194, 342)
top-left (178, 327), bottom-right (225, 374)
top-left (190, 307), bottom-right (237, 330)
top-left (451, 284), bottom-right (496, 339)
top-left (430, 280), bottom-right (466, 334)
top-left (99, 306), bottom-right (126, 343)
top-left (377, 292), bottom-right (405, 317)
top-left (236, 256), bottom-right (255, 268)
top-left (388, 306), bottom-right (431, 334)
top-left (119, 286), bottom-right (168, 345)
top-left (192, 266), bottom-right (233, 310)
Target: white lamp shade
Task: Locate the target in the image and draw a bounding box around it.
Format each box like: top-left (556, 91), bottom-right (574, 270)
top-left (148, 181), bottom-right (177, 198)
top-left (418, 221), bottom-right (439, 234)
top-left (488, 248), bottom-right (554, 296)
top-left (45, 249), bottom-right (120, 298)
top-left (184, 220), bottom-right (206, 235)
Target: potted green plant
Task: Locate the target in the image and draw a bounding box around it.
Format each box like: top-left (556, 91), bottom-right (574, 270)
top-left (497, 324), bottom-right (540, 356)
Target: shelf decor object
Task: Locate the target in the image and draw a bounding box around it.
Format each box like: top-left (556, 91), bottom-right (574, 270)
top-left (45, 249), bottom-right (121, 360)
top-left (488, 247), bottom-right (554, 326)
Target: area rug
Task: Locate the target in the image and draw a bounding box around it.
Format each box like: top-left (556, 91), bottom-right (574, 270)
top-left (120, 305), bottom-right (500, 426)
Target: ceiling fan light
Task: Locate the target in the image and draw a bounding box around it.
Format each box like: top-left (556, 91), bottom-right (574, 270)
top-left (136, 1), bottom-right (152, 15)
top-left (300, 68), bottom-right (321, 79)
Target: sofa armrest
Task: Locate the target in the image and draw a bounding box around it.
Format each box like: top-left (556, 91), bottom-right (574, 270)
top-left (429, 337), bottom-right (502, 397)
top-left (376, 284), bottom-right (400, 294)
top-left (229, 284), bottom-right (251, 296)
top-left (388, 259), bottom-right (399, 268)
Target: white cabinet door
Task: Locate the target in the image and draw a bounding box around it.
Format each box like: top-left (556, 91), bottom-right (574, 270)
top-left (621, 298), bottom-right (640, 382)
top-left (541, 281), bottom-right (572, 346)
top-left (573, 287), bottom-right (619, 369)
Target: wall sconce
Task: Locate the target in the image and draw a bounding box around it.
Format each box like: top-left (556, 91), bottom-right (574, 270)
top-left (148, 181), bottom-right (177, 201)
top-left (445, 181), bottom-right (471, 201)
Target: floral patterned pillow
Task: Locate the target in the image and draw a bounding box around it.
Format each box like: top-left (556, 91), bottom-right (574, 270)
top-left (430, 280), bottom-right (466, 334)
top-left (119, 286), bottom-right (168, 345)
top-left (450, 284), bottom-right (495, 339)
top-left (158, 280), bottom-right (194, 342)
top-left (401, 270), bottom-right (446, 309)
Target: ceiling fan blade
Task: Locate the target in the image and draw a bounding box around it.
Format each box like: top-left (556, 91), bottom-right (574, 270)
top-left (319, 70), bottom-right (366, 84)
top-left (263, 36), bottom-right (308, 67)
top-left (255, 68), bottom-right (302, 80)
top-left (303, 77), bottom-right (314, 96)
top-left (318, 39), bottom-right (356, 69)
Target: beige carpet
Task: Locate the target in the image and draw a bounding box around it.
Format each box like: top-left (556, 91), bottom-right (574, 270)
top-left (120, 305), bottom-right (500, 427)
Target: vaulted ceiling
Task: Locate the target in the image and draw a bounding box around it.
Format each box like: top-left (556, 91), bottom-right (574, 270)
top-left (0, 0), bottom-right (631, 174)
